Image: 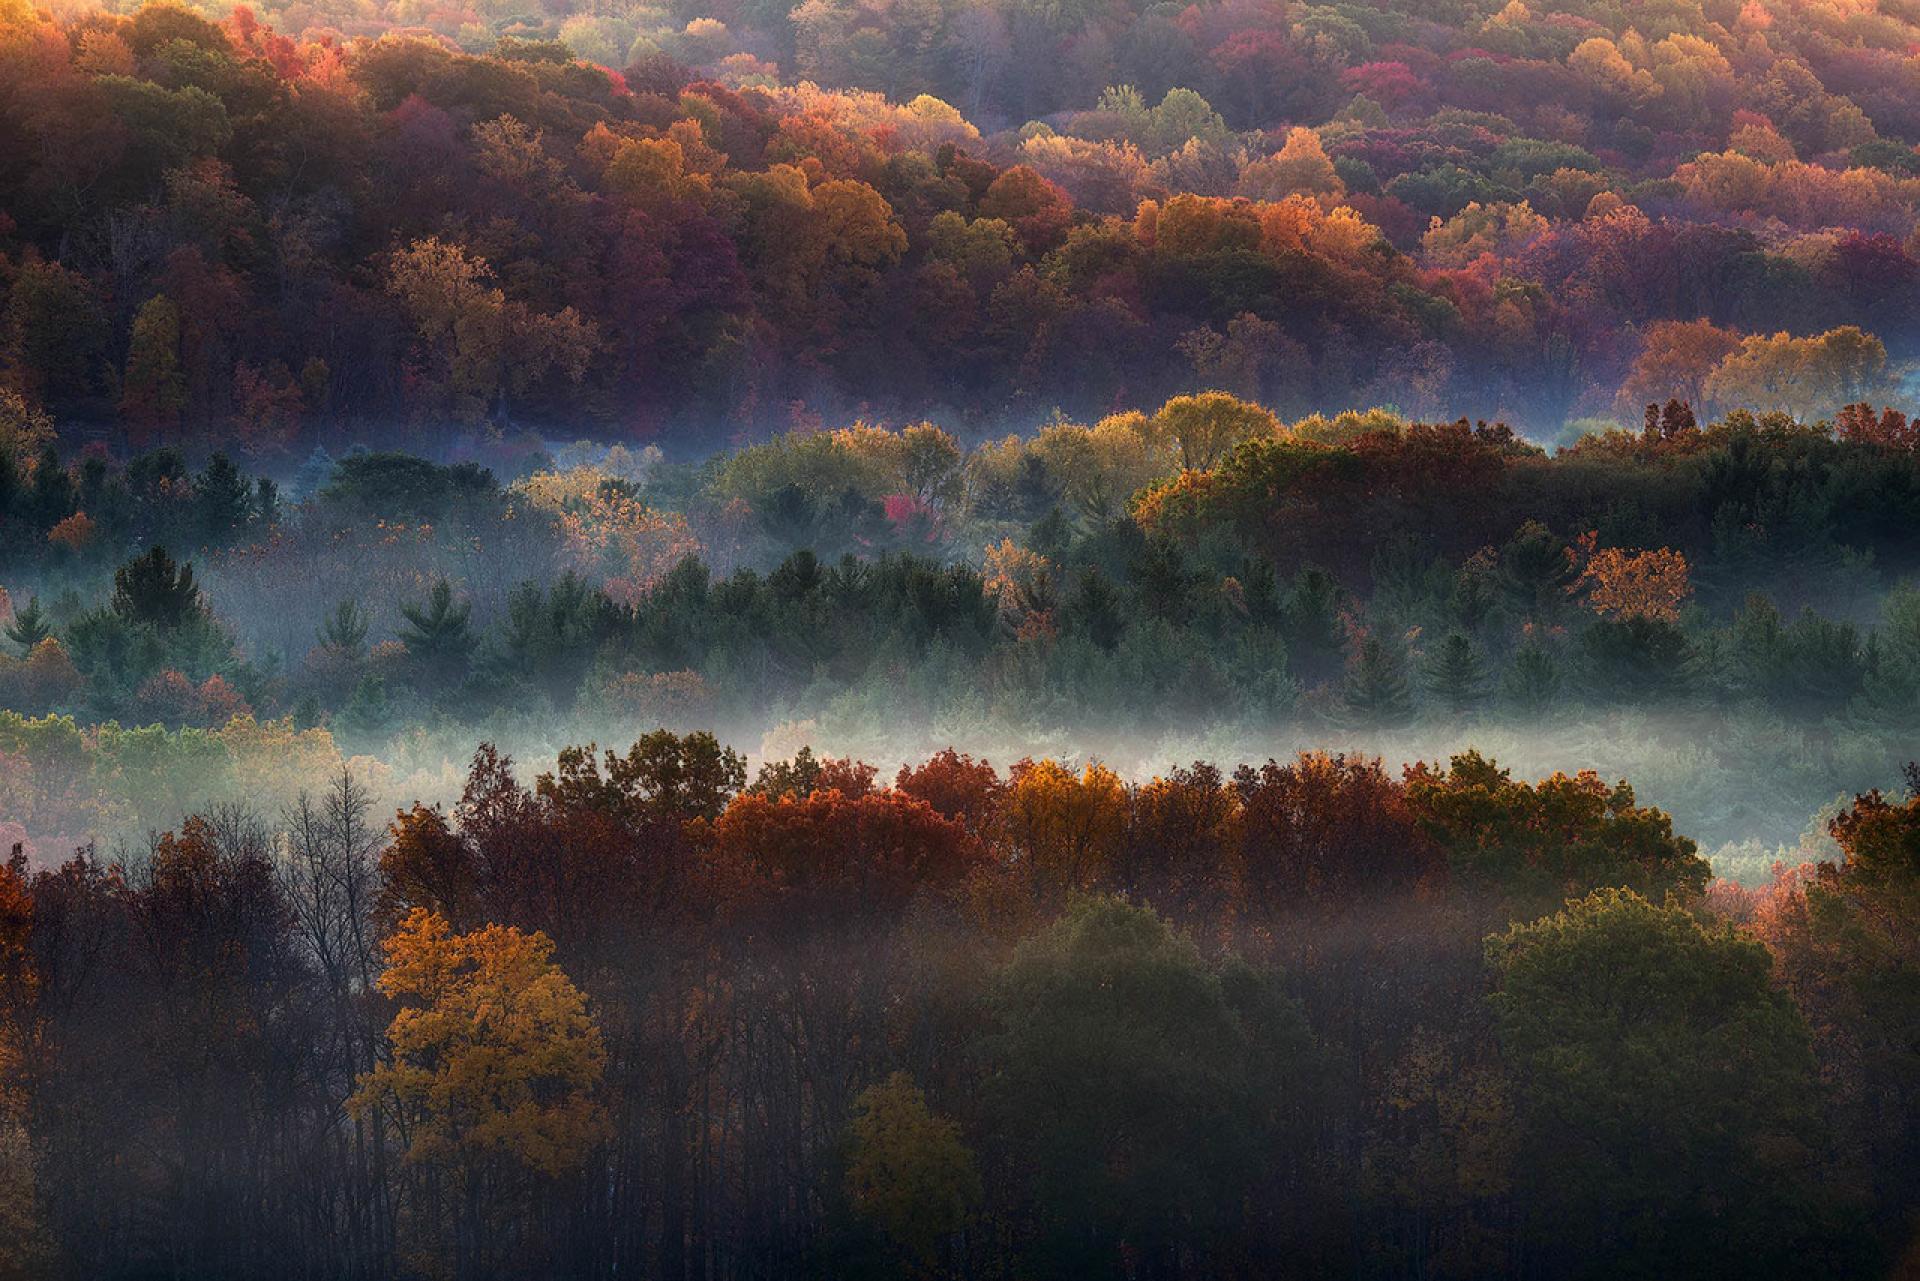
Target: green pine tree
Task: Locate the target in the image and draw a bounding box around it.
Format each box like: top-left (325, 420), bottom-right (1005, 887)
top-left (399, 578), bottom-right (474, 686)
top-left (1342, 635), bottom-right (1414, 727)
top-left (4, 595), bottom-right (51, 655)
top-left (1503, 637), bottom-right (1561, 713)
top-left (111, 547), bottom-right (202, 630)
top-left (1422, 632), bottom-right (1487, 714)
top-left (318, 599), bottom-right (371, 658)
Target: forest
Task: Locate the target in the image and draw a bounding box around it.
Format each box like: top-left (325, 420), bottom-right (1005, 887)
top-left (5, 0), bottom-right (1920, 1275)
top-left (4, 0), bottom-right (1920, 443)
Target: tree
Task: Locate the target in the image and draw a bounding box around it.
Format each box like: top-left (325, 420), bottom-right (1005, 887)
top-left (317, 599), bottom-right (370, 659)
top-left (1704, 326), bottom-right (1888, 421)
top-left (536, 729), bottom-right (746, 826)
top-left (1152, 392), bottom-right (1279, 471)
top-left (3, 597), bottom-right (49, 656)
top-left (1573, 537), bottom-right (1692, 622)
top-left (397, 578), bottom-right (475, 687)
top-left (192, 453), bottom-right (255, 544)
top-left (706, 785), bottom-right (980, 928)
top-left (1488, 889), bottom-right (1834, 1278)
top-left (895, 749), bottom-right (1006, 840)
top-left (1502, 637), bottom-right (1560, 712)
top-left (1237, 126), bottom-right (1343, 201)
top-left (0, 390), bottom-right (55, 463)
top-left (983, 896), bottom-right (1311, 1278)
top-left (1407, 752), bottom-right (1710, 914)
top-left (111, 546), bottom-right (202, 630)
top-left (1234, 752), bottom-right (1439, 909)
top-left (977, 166), bottom-right (1074, 254)
top-left (119, 295), bottom-right (187, 435)
top-left (1616, 318), bottom-right (1739, 412)
top-left (1754, 781), bottom-right (1920, 1263)
top-left (0, 851), bottom-right (52, 1279)
top-left (1341, 635), bottom-right (1414, 728)
top-left (1002, 758), bottom-right (1127, 902)
top-left (843, 1073), bottom-right (982, 1270)
top-left (386, 238), bottom-right (597, 424)
top-left (1423, 633), bottom-right (1487, 714)
top-left (350, 909), bottom-right (608, 1279)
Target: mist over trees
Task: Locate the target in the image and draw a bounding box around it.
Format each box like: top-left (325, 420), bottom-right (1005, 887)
top-left (8, 0), bottom-right (1920, 1274)
top-left (4, 739), bottom-right (1919, 1279)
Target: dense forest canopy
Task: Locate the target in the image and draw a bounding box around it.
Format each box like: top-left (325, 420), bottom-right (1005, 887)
top-left (6, 0), bottom-right (1920, 1277)
top-left (4, 0), bottom-right (1920, 444)
top-left (2, 394), bottom-right (1919, 869)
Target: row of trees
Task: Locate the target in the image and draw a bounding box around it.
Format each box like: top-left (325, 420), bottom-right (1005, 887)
top-left (3, 397), bottom-right (1919, 856)
top-left (6, 2), bottom-right (1920, 445)
top-left (3, 736), bottom-right (1916, 1278)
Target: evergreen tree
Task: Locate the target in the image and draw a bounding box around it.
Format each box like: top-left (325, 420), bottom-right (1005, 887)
top-left (0, 447), bottom-right (18, 526)
top-left (3, 595), bottom-right (50, 655)
top-left (26, 445), bottom-right (74, 532)
top-left (336, 673), bottom-right (394, 738)
top-left (1342, 634), bottom-right (1414, 727)
top-left (1063, 566), bottom-right (1126, 650)
top-left (1422, 632), bottom-right (1487, 714)
top-left (1504, 638), bottom-right (1561, 712)
top-left (399, 578), bottom-right (475, 686)
top-left (1281, 567), bottom-right (1344, 685)
top-left (111, 547), bottom-right (202, 631)
top-left (291, 445), bottom-right (336, 501)
top-left (193, 454), bottom-right (254, 546)
top-left (317, 599), bottom-right (371, 658)
top-left (1498, 520), bottom-right (1575, 622)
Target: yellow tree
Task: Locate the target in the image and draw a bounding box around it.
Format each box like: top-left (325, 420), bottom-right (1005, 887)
top-left (0, 390), bottom-right (54, 462)
top-left (1703, 326), bottom-right (1886, 420)
top-left (843, 1072), bottom-right (981, 1270)
top-left (386, 238), bottom-right (597, 424)
top-left (1236, 126), bottom-right (1343, 202)
top-left (352, 909), bottom-right (607, 1278)
top-left (1002, 758), bottom-right (1128, 901)
top-left (118, 295), bottom-right (186, 435)
top-left (1616, 318), bottom-right (1740, 413)
top-left (1152, 391), bottom-right (1280, 471)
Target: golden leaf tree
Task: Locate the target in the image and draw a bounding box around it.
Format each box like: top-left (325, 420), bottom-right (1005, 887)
top-left (1571, 534), bottom-right (1693, 622)
top-left (352, 908), bottom-right (607, 1278)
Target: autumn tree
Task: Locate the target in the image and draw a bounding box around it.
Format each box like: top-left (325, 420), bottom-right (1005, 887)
top-left (0, 851), bottom-right (51, 1280)
top-left (1703, 326), bottom-right (1887, 421)
top-left (1754, 780), bottom-right (1920, 1263)
top-left (1233, 752), bottom-right (1438, 909)
top-left (1407, 752), bottom-right (1710, 916)
top-left (385, 237), bottom-right (597, 424)
top-left (842, 1072), bottom-right (982, 1272)
top-left (1237, 126), bottom-right (1343, 201)
top-left (1616, 319), bottom-right (1739, 413)
top-left (1001, 758), bottom-right (1126, 903)
top-left (351, 908), bottom-right (608, 1279)
top-left (1572, 536), bottom-right (1692, 623)
top-left (0, 391), bottom-right (55, 463)
top-left (1152, 391), bottom-right (1279, 471)
top-left (118, 295), bottom-right (187, 436)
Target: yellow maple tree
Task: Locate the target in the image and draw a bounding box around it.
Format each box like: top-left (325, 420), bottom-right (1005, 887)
top-left (352, 908), bottom-right (607, 1178)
